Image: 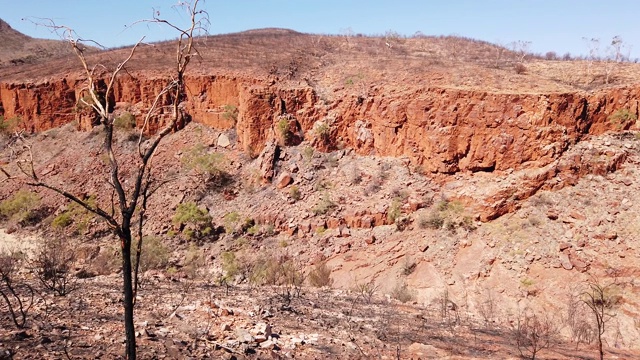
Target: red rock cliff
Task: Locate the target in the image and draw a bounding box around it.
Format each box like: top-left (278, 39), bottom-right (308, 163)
top-left (1, 73), bottom-right (638, 174)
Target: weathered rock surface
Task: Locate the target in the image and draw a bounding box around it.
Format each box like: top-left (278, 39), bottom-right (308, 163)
top-left (2, 73), bottom-right (639, 177)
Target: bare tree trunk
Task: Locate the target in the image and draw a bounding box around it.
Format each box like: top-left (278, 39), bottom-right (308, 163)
top-left (121, 231), bottom-right (136, 360)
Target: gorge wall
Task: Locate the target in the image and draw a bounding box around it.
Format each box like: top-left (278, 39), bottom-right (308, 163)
top-left (1, 73), bottom-right (638, 175)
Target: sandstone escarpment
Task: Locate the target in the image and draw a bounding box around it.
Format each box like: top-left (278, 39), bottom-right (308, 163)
top-left (1, 73), bottom-right (638, 176)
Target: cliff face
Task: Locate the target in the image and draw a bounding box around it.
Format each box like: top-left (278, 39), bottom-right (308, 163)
top-left (1, 74), bottom-right (638, 175)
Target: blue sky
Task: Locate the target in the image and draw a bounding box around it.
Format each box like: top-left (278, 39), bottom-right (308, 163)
top-left (2, 1), bottom-right (639, 57)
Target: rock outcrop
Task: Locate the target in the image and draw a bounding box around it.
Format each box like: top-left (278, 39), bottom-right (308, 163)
top-left (1, 73), bottom-right (639, 178)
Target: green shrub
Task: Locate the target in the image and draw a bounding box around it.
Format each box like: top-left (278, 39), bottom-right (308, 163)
top-left (247, 224), bottom-right (260, 236)
top-left (302, 146), bottom-right (314, 162)
top-left (0, 190), bottom-right (40, 223)
top-left (222, 211), bottom-right (241, 233)
top-left (51, 212), bottom-right (73, 229)
top-left (312, 193), bottom-right (336, 215)
top-left (222, 105), bottom-right (238, 124)
top-left (289, 185), bottom-right (301, 201)
top-left (172, 202), bottom-right (212, 240)
top-left (608, 108), bottom-right (638, 130)
top-left (520, 278), bottom-right (534, 287)
top-left (248, 254), bottom-right (304, 289)
top-left (421, 200), bottom-right (470, 232)
top-left (113, 112), bottom-right (136, 130)
top-left (0, 115), bottom-right (21, 134)
top-left (52, 196), bottom-right (98, 234)
top-left (132, 236), bottom-right (170, 272)
top-left (315, 122), bottom-right (330, 144)
top-left (181, 144), bottom-right (225, 179)
top-left (172, 202), bottom-right (208, 226)
top-left (387, 199), bottom-right (402, 223)
top-left (277, 118), bottom-right (291, 145)
top-left (220, 251), bottom-right (240, 282)
top-left (421, 212), bottom-right (444, 229)
top-left (75, 94), bottom-right (96, 111)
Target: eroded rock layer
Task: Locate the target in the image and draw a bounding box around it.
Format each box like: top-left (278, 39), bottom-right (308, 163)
top-left (1, 74), bottom-right (638, 175)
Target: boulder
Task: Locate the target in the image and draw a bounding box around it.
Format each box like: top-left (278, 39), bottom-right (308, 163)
top-left (276, 172), bottom-right (292, 189)
top-left (217, 133), bottom-right (231, 148)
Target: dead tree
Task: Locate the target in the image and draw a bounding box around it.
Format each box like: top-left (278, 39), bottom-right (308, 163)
top-left (1, 1), bottom-right (207, 358)
top-left (583, 277), bottom-right (620, 360)
top-left (603, 36), bottom-right (627, 84)
top-left (0, 251), bottom-right (34, 329)
top-left (512, 309), bottom-right (558, 360)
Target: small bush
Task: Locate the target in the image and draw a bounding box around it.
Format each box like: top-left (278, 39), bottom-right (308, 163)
top-left (402, 258), bottom-right (416, 276)
top-left (302, 146), bottom-right (314, 162)
top-left (391, 282), bottom-right (415, 303)
top-left (51, 196), bottom-right (98, 234)
top-left (222, 105), bottom-right (238, 124)
top-left (514, 63), bottom-right (527, 74)
top-left (364, 164), bottom-right (389, 195)
top-left (247, 254), bottom-right (305, 302)
top-left (172, 202), bottom-right (213, 240)
top-left (324, 153), bottom-right (339, 168)
top-left (222, 211), bottom-right (241, 233)
top-left (0, 190), bottom-right (40, 223)
top-left (608, 108), bottom-right (638, 130)
top-left (132, 236), bottom-right (170, 272)
top-left (113, 112), bottom-right (136, 130)
top-left (512, 311), bottom-right (558, 360)
top-left (461, 215), bottom-right (476, 231)
top-left (314, 122), bottom-right (330, 144)
top-left (312, 193), bottom-right (336, 215)
top-left (247, 224), bottom-right (260, 236)
top-left (220, 251), bottom-right (240, 285)
top-left (387, 199), bottom-right (402, 223)
top-left (51, 212), bottom-right (73, 229)
top-left (183, 244), bottom-right (205, 279)
top-left (277, 117), bottom-right (292, 145)
top-left (264, 224), bottom-right (276, 236)
top-left (182, 144), bottom-right (225, 181)
top-left (521, 278), bottom-right (535, 287)
top-left (351, 279), bottom-right (379, 304)
top-left (308, 261), bottom-right (333, 288)
top-left (421, 212), bottom-right (444, 229)
top-left (0, 115), bottom-right (21, 134)
top-left (289, 185), bottom-right (301, 201)
top-left (348, 164), bottom-right (363, 185)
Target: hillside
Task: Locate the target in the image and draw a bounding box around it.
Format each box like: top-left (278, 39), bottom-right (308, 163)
top-left (1, 26), bottom-right (640, 359)
top-left (0, 19), bottom-right (77, 67)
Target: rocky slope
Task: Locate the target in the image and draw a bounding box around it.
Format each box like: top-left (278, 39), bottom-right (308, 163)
top-left (1, 29), bottom-right (640, 359)
top-left (0, 19), bottom-right (75, 67)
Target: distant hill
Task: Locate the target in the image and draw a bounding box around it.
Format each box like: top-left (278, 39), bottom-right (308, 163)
top-left (0, 18), bottom-right (76, 66)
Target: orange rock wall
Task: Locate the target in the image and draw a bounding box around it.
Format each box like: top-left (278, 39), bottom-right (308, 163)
top-left (1, 73), bottom-right (638, 174)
